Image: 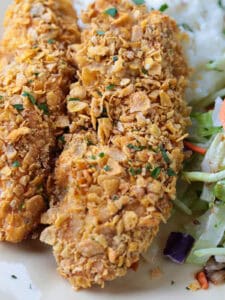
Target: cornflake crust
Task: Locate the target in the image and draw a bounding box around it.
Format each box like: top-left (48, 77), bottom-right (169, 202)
top-left (0, 0), bottom-right (80, 243)
top-left (41, 0), bottom-right (191, 289)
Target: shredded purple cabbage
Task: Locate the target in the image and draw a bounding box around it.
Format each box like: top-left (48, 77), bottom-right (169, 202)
top-left (164, 232), bottom-right (195, 264)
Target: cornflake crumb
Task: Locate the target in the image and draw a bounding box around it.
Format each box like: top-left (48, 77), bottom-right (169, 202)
top-left (149, 267), bottom-right (163, 279)
top-left (186, 280), bottom-right (201, 291)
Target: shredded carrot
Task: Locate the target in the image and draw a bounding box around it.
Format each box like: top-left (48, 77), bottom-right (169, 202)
top-left (184, 141), bottom-right (207, 155)
top-left (219, 99), bottom-right (225, 130)
top-left (196, 271), bottom-right (209, 290)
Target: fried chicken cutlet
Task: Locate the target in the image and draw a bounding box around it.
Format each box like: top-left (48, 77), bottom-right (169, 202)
top-left (41, 0), bottom-right (190, 289)
top-left (0, 0), bottom-right (80, 242)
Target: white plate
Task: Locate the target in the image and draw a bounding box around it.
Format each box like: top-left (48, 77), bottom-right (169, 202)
top-left (0, 1), bottom-right (225, 300)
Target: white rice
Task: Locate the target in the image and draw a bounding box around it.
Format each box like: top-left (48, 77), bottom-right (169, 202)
top-left (73, 0), bottom-right (225, 103)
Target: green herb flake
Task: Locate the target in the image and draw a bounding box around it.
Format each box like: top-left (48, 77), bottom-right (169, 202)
top-left (97, 90), bottom-right (103, 97)
top-left (96, 30), bottom-right (105, 35)
top-left (167, 168), bottom-right (176, 177)
top-left (90, 155), bottom-right (96, 160)
top-left (112, 195), bottom-right (119, 201)
top-left (159, 3), bottom-right (169, 12)
top-left (99, 152), bottom-right (105, 158)
top-left (106, 84), bottom-right (115, 91)
top-left (179, 23), bottom-right (193, 32)
top-left (34, 72), bottom-right (39, 77)
top-left (0, 96), bottom-right (3, 100)
top-left (86, 139), bottom-right (94, 146)
top-left (132, 0), bottom-right (145, 5)
top-left (13, 104), bottom-right (24, 111)
top-left (142, 68), bottom-right (148, 75)
top-left (22, 91), bottom-right (36, 105)
top-left (47, 39), bottom-right (56, 44)
top-left (151, 167), bottom-right (161, 179)
top-left (127, 144), bottom-right (145, 152)
top-left (104, 7), bottom-right (118, 18)
top-left (113, 56), bottom-right (118, 62)
top-left (129, 167), bottom-right (142, 176)
top-left (68, 97), bottom-right (80, 102)
top-left (146, 163), bottom-right (151, 172)
top-left (38, 103), bottom-right (49, 115)
top-left (160, 145), bottom-right (171, 164)
top-left (11, 275), bottom-right (17, 279)
top-left (12, 161), bottom-right (20, 168)
top-left (57, 135), bottom-right (65, 143)
top-left (19, 203), bottom-right (25, 211)
top-left (104, 165), bottom-right (111, 171)
top-left (218, 0), bottom-right (225, 9)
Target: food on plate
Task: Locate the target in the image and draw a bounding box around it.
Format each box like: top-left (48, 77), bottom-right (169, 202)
top-left (0, 0), bottom-right (80, 242)
top-left (41, 0), bottom-right (190, 289)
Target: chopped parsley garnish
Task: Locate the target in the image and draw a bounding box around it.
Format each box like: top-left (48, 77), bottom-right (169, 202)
top-left (37, 103), bottom-right (49, 115)
top-left (127, 144), bottom-right (145, 152)
top-left (22, 91), bottom-right (36, 105)
top-left (106, 84), bottom-right (115, 91)
top-left (160, 145), bottom-right (171, 164)
top-left (104, 165), bottom-right (111, 171)
top-left (13, 104), bottom-right (24, 111)
top-left (112, 195), bottom-right (119, 201)
top-left (90, 155), bottom-right (96, 160)
top-left (37, 184), bottom-right (44, 191)
top-left (129, 167), bottom-right (142, 176)
top-left (142, 68), bottom-right (148, 74)
top-left (146, 163), bottom-right (152, 172)
top-left (99, 152), bottom-right (105, 158)
top-left (167, 168), bottom-right (176, 176)
top-left (179, 23), bottom-right (193, 32)
top-left (68, 97), bottom-right (80, 101)
top-left (113, 56), bottom-right (118, 62)
top-left (0, 96), bottom-right (3, 100)
top-left (132, 0), bottom-right (145, 5)
top-left (86, 139), bottom-right (94, 146)
top-left (28, 80), bottom-right (33, 84)
top-left (97, 90), bottom-right (103, 97)
top-left (151, 167), bottom-right (161, 179)
top-left (12, 161), bottom-right (20, 168)
top-left (47, 39), bottom-right (56, 44)
top-left (104, 7), bottom-right (118, 18)
top-left (11, 275), bottom-right (17, 279)
top-left (19, 203), bottom-right (25, 211)
top-left (96, 30), bottom-right (105, 35)
top-left (34, 72), bottom-right (39, 77)
top-left (159, 3), bottom-right (169, 12)
top-left (218, 0), bottom-right (225, 10)
top-left (57, 135), bottom-right (65, 143)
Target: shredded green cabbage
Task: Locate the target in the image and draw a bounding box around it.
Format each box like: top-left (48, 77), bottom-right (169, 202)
top-left (194, 247), bottom-right (225, 257)
top-left (187, 204), bottom-right (225, 265)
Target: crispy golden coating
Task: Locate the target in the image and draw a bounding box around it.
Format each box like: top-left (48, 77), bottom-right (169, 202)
top-left (41, 0), bottom-right (190, 289)
top-left (0, 0), bottom-right (80, 243)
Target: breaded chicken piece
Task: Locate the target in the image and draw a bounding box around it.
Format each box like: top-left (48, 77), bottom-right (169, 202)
top-left (41, 0), bottom-right (190, 289)
top-left (0, 0), bottom-right (80, 243)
